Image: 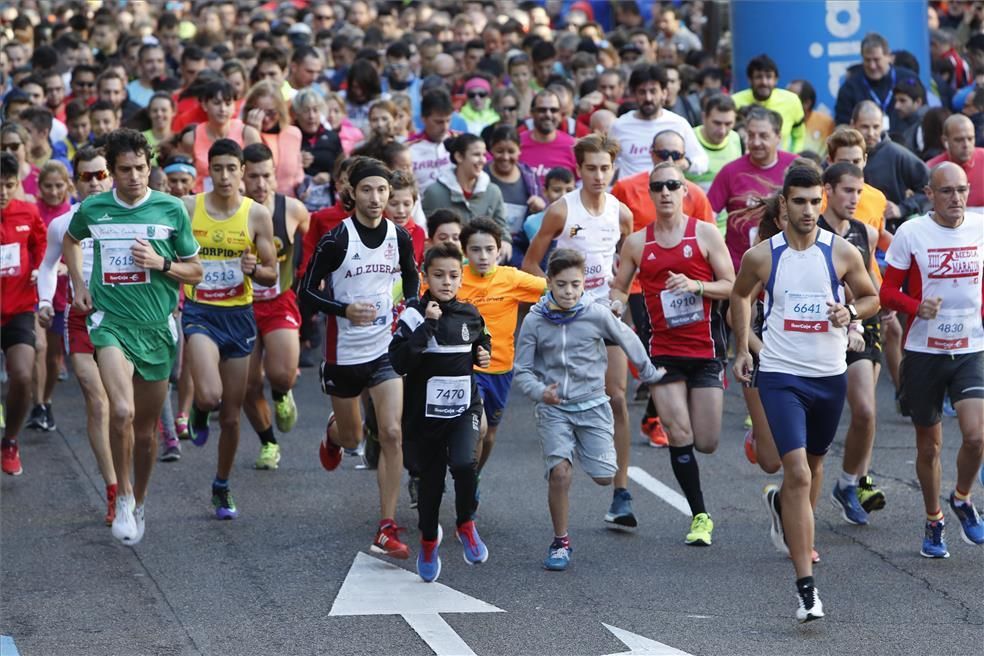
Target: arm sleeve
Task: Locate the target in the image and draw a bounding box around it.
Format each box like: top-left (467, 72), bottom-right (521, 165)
top-left (396, 227), bottom-right (420, 300)
top-left (388, 302), bottom-right (437, 375)
top-left (880, 265), bottom-right (920, 316)
top-left (512, 315), bottom-right (546, 401)
top-left (38, 217), bottom-right (67, 305)
top-left (599, 308), bottom-right (662, 383)
top-left (298, 226), bottom-right (349, 316)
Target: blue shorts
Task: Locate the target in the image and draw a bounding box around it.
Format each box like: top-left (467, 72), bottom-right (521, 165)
top-left (475, 371), bottom-right (514, 427)
top-left (757, 371), bottom-right (847, 458)
top-left (182, 301), bottom-right (257, 360)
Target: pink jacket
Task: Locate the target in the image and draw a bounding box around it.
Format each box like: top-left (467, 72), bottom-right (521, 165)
top-left (262, 125), bottom-right (306, 197)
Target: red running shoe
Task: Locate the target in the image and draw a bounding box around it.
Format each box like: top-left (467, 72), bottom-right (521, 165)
top-left (371, 521), bottom-right (410, 559)
top-left (1, 441), bottom-right (22, 476)
top-left (319, 413), bottom-right (342, 471)
top-left (105, 483), bottom-right (118, 526)
top-left (744, 429), bottom-right (757, 465)
top-left (642, 417), bottom-right (668, 448)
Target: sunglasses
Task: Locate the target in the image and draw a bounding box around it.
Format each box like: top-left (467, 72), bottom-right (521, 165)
top-left (1, 142), bottom-right (23, 151)
top-left (652, 149), bottom-right (685, 161)
top-left (499, 104), bottom-right (518, 112)
top-left (78, 169), bottom-right (110, 182)
top-left (467, 91), bottom-right (488, 99)
top-left (534, 106), bottom-right (559, 114)
top-left (649, 179), bottom-right (684, 192)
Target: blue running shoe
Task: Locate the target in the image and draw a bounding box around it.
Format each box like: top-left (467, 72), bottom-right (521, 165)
top-left (948, 493), bottom-right (984, 545)
top-left (942, 395), bottom-right (957, 418)
top-left (212, 486), bottom-right (238, 520)
top-left (831, 482), bottom-right (869, 525)
top-left (417, 526), bottom-right (442, 582)
top-left (544, 539), bottom-right (572, 571)
top-left (456, 520), bottom-right (489, 564)
top-left (920, 520), bottom-right (949, 558)
top-left (190, 406), bottom-right (210, 447)
top-left (604, 487), bottom-right (637, 528)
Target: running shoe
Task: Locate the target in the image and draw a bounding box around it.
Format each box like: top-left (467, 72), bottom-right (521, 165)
top-left (831, 481), bottom-right (869, 525)
top-left (212, 486), bottom-right (239, 520)
top-left (123, 504), bottom-right (145, 546)
top-left (920, 520), bottom-right (949, 559)
top-left (371, 522), bottom-right (410, 559)
top-left (856, 475), bottom-right (886, 513)
top-left (456, 520), bottom-right (489, 564)
top-left (105, 484), bottom-right (117, 526)
top-left (544, 538), bottom-right (572, 571)
top-left (160, 436), bottom-right (181, 462)
top-left (942, 394), bottom-right (957, 418)
top-left (190, 405), bottom-right (210, 446)
top-left (57, 366), bottom-right (69, 381)
top-left (743, 429), bottom-right (757, 465)
top-left (796, 586), bottom-right (824, 623)
top-left (763, 484), bottom-right (789, 556)
top-left (685, 512), bottom-right (714, 546)
top-left (1, 441), bottom-right (23, 476)
top-left (408, 476), bottom-right (419, 509)
top-left (274, 390), bottom-right (298, 433)
top-left (948, 493), bottom-right (984, 545)
top-left (42, 404), bottom-right (56, 432)
top-left (743, 414), bottom-right (753, 429)
top-left (255, 442), bottom-right (281, 470)
top-left (25, 404), bottom-right (44, 430)
top-left (417, 526), bottom-right (443, 582)
top-left (640, 417), bottom-right (668, 447)
top-left (111, 494), bottom-right (137, 542)
top-left (604, 488), bottom-right (638, 528)
top-left (175, 414), bottom-right (191, 440)
top-left (319, 413), bottom-right (342, 471)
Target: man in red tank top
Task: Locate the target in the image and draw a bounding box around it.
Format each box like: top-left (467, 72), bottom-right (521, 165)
top-left (610, 162), bottom-right (736, 547)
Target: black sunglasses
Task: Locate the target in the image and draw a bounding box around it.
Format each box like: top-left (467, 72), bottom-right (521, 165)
top-left (467, 91), bottom-right (488, 99)
top-left (652, 149), bottom-right (684, 161)
top-left (649, 179), bottom-right (684, 192)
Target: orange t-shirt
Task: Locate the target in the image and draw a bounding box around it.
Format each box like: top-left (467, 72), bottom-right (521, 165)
top-left (611, 170), bottom-right (715, 294)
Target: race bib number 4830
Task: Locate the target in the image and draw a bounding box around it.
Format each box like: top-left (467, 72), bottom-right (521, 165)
top-left (783, 291), bottom-right (829, 333)
top-left (927, 308), bottom-right (977, 351)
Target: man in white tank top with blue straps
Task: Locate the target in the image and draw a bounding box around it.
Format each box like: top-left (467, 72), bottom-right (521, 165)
top-left (731, 164), bottom-right (879, 623)
top-left (522, 134), bottom-right (638, 529)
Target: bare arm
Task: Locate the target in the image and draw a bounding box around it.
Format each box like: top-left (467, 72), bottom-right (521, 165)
top-left (288, 197), bottom-right (311, 237)
top-left (521, 198), bottom-right (567, 278)
top-left (730, 244), bottom-right (770, 383)
top-left (836, 237), bottom-right (879, 322)
top-left (247, 202), bottom-right (279, 287)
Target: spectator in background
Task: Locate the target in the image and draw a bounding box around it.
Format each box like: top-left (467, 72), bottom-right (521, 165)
top-left (20, 107), bottom-right (70, 171)
top-left (890, 76), bottom-right (929, 152)
top-left (96, 69), bottom-right (141, 125)
top-left (68, 65), bottom-right (99, 106)
top-left (531, 41), bottom-right (557, 91)
top-left (788, 79), bottom-right (834, 157)
top-left (127, 43), bottom-right (167, 108)
top-left (460, 77), bottom-right (500, 136)
top-left (286, 45), bottom-right (324, 99)
top-left (663, 64), bottom-right (700, 126)
top-left (835, 32), bottom-right (917, 128)
top-left (926, 114), bottom-right (984, 209)
top-left (62, 100), bottom-right (92, 161)
top-left (243, 80), bottom-right (304, 197)
top-left (41, 69), bottom-right (67, 124)
top-left (324, 91), bottom-right (364, 155)
top-left (930, 28), bottom-right (971, 90)
top-left (655, 6), bottom-right (702, 53)
top-left (1, 122), bottom-right (40, 200)
top-left (733, 55), bottom-right (805, 153)
top-left (484, 125), bottom-right (544, 259)
top-left (507, 53), bottom-right (536, 118)
top-left (518, 89), bottom-right (578, 187)
top-left (343, 59), bottom-right (381, 133)
top-left (143, 92), bottom-right (175, 153)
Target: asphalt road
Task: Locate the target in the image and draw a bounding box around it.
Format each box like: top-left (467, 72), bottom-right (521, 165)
top-left (2, 363), bottom-right (982, 656)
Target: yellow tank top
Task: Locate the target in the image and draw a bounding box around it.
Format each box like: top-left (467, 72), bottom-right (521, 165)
top-left (185, 194), bottom-right (256, 306)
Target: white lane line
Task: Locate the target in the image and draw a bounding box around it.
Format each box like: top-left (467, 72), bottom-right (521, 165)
top-left (628, 466), bottom-right (691, 516)
top-left (1, 635), bottom-right (20, 656)
top-left (402, 613), bottom-right (477, 656)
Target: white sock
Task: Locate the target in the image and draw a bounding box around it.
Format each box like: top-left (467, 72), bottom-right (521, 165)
top-left (839, 472), bottom-right (859, 488)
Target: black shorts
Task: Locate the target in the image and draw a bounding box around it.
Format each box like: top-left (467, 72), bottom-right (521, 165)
top-left (651, 356), bottom-right (725, 389)
top-left (320, 352), bottom-right (399, 398)
top-left (900, 350), bottom-right (984, 426)
top-left (846, 317), bottom-right (882, 366)
top-left (403, 401), bottom-right (483, 476)
top-left (1, 312), bottom-right (35, 351)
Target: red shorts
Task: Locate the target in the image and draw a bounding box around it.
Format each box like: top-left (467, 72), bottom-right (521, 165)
top-left (67, 308), bottom-right (94, 355)
top-left (253, 288), bottom-right (301, 337)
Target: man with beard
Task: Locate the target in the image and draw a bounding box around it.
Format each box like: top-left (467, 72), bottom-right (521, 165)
top-left (733, 55), bottom-right (806, 154)
top-left (609, 64), bottom-right (706, 181)
top-left (518, 89), bottom-right (578, 188)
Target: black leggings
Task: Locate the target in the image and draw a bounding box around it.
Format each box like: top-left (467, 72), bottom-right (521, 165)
top-left (404, 406), bottom-right (482, 541)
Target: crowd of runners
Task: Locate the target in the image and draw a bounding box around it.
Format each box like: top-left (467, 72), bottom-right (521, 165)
top-left (2, 1), bottom-right (983, 624)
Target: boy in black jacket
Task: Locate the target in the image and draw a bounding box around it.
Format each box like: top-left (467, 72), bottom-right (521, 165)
top-left (389, 242), bottom-right (492, 583)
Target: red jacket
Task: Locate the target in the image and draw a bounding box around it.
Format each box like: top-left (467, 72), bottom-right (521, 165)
top-left (1, 199), bottom-right (46, 323)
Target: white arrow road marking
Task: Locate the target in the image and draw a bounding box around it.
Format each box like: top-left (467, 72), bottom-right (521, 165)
top-left (602, 624), bottom-right (693, 656)
top-left (330, 552), bottom-right (503, 655)
top-left (627, 466), bottom-right (691, 516)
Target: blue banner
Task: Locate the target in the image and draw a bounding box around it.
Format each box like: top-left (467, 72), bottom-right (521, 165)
top-left (731, 0), bottom-right (929, 115)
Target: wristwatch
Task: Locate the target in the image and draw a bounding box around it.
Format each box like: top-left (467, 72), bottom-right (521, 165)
top-left (846, 304), bottom-right (858, 321)
top-left (161, 258), bottom-right (172, 273)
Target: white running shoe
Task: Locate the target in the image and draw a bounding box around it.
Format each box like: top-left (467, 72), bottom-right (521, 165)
top-left (123, 504), bottom-right (145, 546)
top-left (763, 484), bottom-right (789, 556)
top-left (796, 586), bottom-right (824, 623)
top-left (111, 494), bottom-right (137, 542)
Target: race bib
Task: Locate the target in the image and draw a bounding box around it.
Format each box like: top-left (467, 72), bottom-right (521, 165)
top-left (660, 289), bottom-right (704, 328)
top-left (253, 279), bottom-right (281, 301)
top-left (100, 241), bottom-right (148, 285)
top-left (425, 375), bottom-right (471, 419)
top-left (351, 293), bottom-right (391, 328)
top-left (0, 243), bottom-right (21, 277)
top-left (783, 291), bottom-right (828, 333)
top-left (927, 308), bottom-right (979, 351)
top-left (198, 259), bottom-right (244, 301)
top-left (584, 262), bottom-right (607, 290)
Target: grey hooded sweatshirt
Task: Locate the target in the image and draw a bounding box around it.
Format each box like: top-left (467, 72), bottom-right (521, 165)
top-left (514, 297), bottom-right (663, 407)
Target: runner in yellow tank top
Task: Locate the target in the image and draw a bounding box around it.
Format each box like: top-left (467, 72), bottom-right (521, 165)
top-left (180, 139), bottom-right (278, 521)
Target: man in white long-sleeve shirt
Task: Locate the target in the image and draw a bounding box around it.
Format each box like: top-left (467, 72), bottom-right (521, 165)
top-left (609, 64), bottom-right (708, 181)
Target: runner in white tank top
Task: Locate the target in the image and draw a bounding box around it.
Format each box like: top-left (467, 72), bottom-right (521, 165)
top-left (521, 135), bottom-right (641, 529)
top-left (730, 165), bottom-right (879, 624)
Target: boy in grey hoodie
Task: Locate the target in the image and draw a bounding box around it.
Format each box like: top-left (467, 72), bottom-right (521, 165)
top-left (514, 249), bottom-right (664, 571)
